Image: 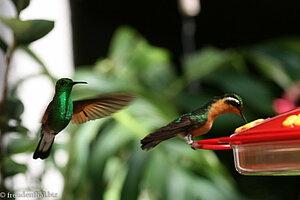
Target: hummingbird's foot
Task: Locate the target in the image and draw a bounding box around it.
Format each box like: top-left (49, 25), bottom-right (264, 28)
top-left (191, 142), bottom-right (201, 150)
top-left (184, 134), bottom-right (193, 145)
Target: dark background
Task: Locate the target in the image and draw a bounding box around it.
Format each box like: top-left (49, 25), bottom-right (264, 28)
top-left (69, 0), bottom-right (300, 199)
top-left (70, 0), bottom-right (300, 68)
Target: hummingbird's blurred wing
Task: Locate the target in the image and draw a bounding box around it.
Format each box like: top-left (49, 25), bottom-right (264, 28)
top-left (71, 93), bottom-right (135, 124)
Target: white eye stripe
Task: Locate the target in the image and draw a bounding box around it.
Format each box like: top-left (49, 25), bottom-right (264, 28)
top-left (226, 97), bottom-right (240, 104)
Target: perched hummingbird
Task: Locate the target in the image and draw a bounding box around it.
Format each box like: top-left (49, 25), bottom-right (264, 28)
top-left (33, 78), bottom-right (134, 159)
top-left (141, 93), bottom-right (247, 151)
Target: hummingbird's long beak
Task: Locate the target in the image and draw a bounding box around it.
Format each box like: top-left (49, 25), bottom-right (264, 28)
top-left (72, 81), bottom-right (88, 85)
top-left (240, 111), bottom-right (247, 123)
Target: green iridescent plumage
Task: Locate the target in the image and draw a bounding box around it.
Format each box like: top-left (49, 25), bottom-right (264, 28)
top-left (33, 78), bottom-right (135, 160)
top-left (47, 79), bottom-right (74, 132)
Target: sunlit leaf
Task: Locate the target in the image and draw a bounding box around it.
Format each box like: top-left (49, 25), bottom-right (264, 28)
top-left (72, 68), bottom-right (123, 96)
top-left (106, 25), bottom-right (176, 97)
top-left (108, 26), bottom-right (138, 63)
top-left (103, 157), bottom-right (127, 200)
top-left (0, 17), bottom-right (54, 45)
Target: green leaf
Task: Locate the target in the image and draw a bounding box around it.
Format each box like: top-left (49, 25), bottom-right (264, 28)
top-left (183, 47), bottom-right (232, 82)
top-left (63, 120), bottom-right (111, 199)
top-left (3, 98), bottom-right (24, 120)
top-left (11, 0), bottom-right (30, 14)
top-left (73, 68), bottom-right (122, 95)
top-left (103, 157), bottom-right (127, 200)
top-left (120, 147), bottom-right (150, 200)
top-left (244, 49), bottom-right (292, 89)
top-left (107, 26), bottom-right (174, 87)
top-left (88, 124), bottom-right (133, 198)
top-left (0, 17), bottom-right (54, 45)
top-left (166, 168), bottom-right (189, 200)
top-left (108, 26), bottom-right (138, 62)
top-left (3, 157), bottom-right (27, 176)
top-left (69, 121), bottom-right (105, 190)
top-left (203, 70), bottom-right (275, 115)
top-left (3, 124), bottom-right (29, 135)
top-left (7, 136), bottom-right (35, 154)
top-left (275, 37), bottom-right (300, 55)
top-left (0, 37), bottom-right (8, 53)
top-left (242, 40), bottom-right (300, 86)
top-left (144, 152), bottom-right (169, 199)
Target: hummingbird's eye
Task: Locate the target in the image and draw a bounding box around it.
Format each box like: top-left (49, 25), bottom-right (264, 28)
top-left (60, 80), bottom-right (66, 85)
top-left (225, 99), bottom-right (241, 109)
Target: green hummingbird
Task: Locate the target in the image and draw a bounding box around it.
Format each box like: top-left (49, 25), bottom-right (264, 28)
top-left (141, 93), bottom-right (247, 151)
top-left (33, 78), bottom-right (135, 159)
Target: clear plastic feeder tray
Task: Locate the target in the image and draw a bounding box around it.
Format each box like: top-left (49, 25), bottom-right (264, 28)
top-left (192, 107), bottom-right (300, 176)
top-left (232, 140), bottom-right (300, 175)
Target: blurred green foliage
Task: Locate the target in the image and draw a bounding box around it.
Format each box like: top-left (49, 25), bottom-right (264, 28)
top-left (62, 27), bottom-right (300, 200)
top-left (2, 1), bottom-right (300, 200)
top-left (61, 27), bottom-right (299, 200)
top-left (0, 0), bottom-right (54, 195)
top-left (59, 27), bottom-right (245, 200)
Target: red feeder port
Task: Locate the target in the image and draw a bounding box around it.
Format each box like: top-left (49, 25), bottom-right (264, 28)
top-left (192, 107), bottom-right (300, 176)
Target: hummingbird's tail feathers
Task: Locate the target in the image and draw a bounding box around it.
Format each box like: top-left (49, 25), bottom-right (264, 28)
top-left (141, 126), bottom-right (184, 151)
top-left (141, 140), bottom-right (162, 151)
top-left (141, 133), bottom-right (175, 151)
top-left (141, 115), bottom-right (192, 150)
top-left (33, 133), bottom-right (55, 160)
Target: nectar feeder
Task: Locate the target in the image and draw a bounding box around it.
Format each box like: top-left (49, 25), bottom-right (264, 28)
top-left (192, 107), bottom-right (300, 176)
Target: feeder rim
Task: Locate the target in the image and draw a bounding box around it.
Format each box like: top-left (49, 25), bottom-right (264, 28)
top-left (192, 131), bottom-right (300, 150)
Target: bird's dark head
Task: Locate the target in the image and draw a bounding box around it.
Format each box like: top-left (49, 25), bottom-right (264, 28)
top-left (221, 93), bottom-right (247, 123)
top-left (55, 78), bottom-right (87, 93)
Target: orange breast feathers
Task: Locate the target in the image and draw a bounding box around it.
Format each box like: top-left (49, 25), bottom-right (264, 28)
top-left (191, 121), bottom-right (213, 137)
top-left (191, 99), bottom-right (240, 137)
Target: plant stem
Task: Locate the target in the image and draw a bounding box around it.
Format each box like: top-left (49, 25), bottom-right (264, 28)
top-left (0, 37), bottom-right (16, 114)
top-left (0, 34), bottom-right (16, 195)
